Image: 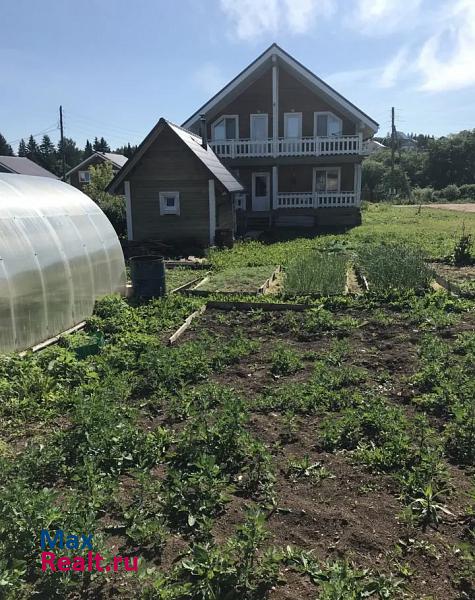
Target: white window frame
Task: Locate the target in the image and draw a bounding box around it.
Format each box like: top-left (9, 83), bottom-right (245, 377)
top-left (159, 191), bottom-right (180, 215)
top-left (313, 167), bottom-right (341, 193)
top-left (211, 114), bottom-right (239, 141)
top-left (284, 112), bottom-right (302, 139)
top-left (250, 113), bottom-right (269, 140)
top-left (314, 111), bottom-right (343, 137)
top-left (78, 170), bottom-right (91, 183)
top-left (234, 192), bottom-right (246, 210)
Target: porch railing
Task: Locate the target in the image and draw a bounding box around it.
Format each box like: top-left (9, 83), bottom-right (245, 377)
top-left (210, 134), bottom-right (362, 158)
top-left (277, 191), bottom-right (360, 208)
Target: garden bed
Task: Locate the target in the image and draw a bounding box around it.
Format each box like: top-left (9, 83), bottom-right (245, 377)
top-left (283, 251), bottom-right (349, 297)
top-left (173, 299), bottom-right (475, 600)
top-left (429, 262), bottom-right (475, 297)
top-left (189, 265), bottom-right (280, 295)
top-left (166, 267), bottom-right (205, 293)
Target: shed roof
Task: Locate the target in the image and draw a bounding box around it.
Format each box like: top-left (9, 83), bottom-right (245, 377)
top-left (107, 119), bottom-right (243, 194)
top-left (0, 156), bottom-right (58, 178)
top-left (65, 152), bottom-right (128, 178)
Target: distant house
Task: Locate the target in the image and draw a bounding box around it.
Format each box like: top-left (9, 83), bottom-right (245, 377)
top-left (107, 119), bottom-right (243, 248)
top-left (362, 139), bottom-right (387, 155)
top-left (395, 131), bottom-right (417, 150)
top-left (66, 152), bottom-right (128, 189)
top-left (0, 156), bottom-right (58, 178)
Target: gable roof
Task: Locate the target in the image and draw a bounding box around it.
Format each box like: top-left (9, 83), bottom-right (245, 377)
top-left (65, 152), bottom-right (128, 178)
top-left (107, 118), bottom-right (243, 194)
top-left (182, 43), bottom-right (379, 135)
top-left (0, 156), bottom-right (58, 178)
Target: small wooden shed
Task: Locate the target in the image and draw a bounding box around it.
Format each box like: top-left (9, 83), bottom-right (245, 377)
top-left (107, 119), bottom-right (243, 248)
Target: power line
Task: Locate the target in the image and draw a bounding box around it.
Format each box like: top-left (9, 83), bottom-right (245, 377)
top-left (7, 123), bottom-right (59, 146)
top-left (64, 109), bottom-right (143, 137)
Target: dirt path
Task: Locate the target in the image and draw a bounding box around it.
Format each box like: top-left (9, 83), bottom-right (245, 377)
top-left (420, 203), bottom-right (475, 213)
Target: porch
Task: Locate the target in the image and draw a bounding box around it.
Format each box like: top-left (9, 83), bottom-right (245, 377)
top-left (276, 190), bottom-right (359, 208)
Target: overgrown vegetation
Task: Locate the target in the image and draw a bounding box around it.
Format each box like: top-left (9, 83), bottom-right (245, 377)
top-left (284, 251), bottom-right (347, 296)
top-left (357, 243), bottom-right (433, 291)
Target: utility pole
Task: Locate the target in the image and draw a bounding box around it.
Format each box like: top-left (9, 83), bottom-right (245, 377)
top-left (390, 106), bottom-right (396, 177)
top-left (59, 105), bottom-right (66, 180)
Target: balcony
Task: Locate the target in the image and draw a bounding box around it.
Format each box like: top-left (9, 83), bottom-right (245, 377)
top-left (210, 134), bottom-right (362, 159)
top-left (277, 191), bottom-right (360, 208)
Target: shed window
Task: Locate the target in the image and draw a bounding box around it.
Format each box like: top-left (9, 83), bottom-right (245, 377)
top-left (78, 170), bottom-right (91, 183)
top-left (159, 191), bottom-right (180, 215)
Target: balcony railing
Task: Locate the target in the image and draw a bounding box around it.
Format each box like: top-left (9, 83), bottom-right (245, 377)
top-left (277, 191), bottom-right (360, 209)
top-left (210, 134), bottom-right (362, 158)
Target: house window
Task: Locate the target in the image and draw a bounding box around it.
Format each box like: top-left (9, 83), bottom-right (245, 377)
top-left (159, 191), bottom-right (180, 215)
top-left (314, 112), bottom-right (343, 137)
top-left (212, 115), bottom-right (238, 140)
top-left (250, 114), bottom-right (268, 140)
top-left (78, 170), bottom-right (91, 183)
top-left (314, 168), bottom-right (341, 193)
top-left (284, 113), bottom-right (302, 138)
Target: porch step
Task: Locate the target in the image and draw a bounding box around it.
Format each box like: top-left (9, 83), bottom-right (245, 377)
top-left (275, 214), bottom-right (316, 228)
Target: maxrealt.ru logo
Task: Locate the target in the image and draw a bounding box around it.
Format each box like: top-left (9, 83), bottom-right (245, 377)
top-left (40, 530), bottom-right (138, 573)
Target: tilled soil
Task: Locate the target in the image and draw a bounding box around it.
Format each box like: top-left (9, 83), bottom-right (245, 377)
top-left (176, 306), bottom-right (475, 600)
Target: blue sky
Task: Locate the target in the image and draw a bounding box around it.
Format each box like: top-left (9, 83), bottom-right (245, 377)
top-left (2, 0), bottom-right (474, 152)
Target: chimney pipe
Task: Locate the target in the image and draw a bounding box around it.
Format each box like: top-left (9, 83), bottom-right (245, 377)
top-left (200, 114), bottom-right (208, 149)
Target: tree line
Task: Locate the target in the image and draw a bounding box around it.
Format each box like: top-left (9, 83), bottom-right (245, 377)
top-left (363, 129), bottom-right (475, 202)
top-left (0, 132), bottom-right (137, 178)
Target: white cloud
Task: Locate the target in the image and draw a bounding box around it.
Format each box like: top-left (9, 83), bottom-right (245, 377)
top-left (350, 0), bottom-right (422, 34)
top-left (193, 62), bottom-right (226, 95)
top-left (380, 46), bottom-right (410, 88)
top-left (219, 0), bottom-right (334, 40)
top-left (416, 0), bottom-right (475, 92)
top-left (325, 66), bottom-right (381, 88)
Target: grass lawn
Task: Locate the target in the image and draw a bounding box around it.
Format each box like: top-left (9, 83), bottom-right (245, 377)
top-left (209, 203), bottom-right (475, 270)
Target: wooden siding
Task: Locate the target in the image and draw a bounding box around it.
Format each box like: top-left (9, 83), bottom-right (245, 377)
top-left (207, 70), bottom-right (273, 140)
top-left (203, 63), bottom-right (357, 140)
top-left (279, 163), bottom-right (354, 192)
top-left (68, 155), bottom-right (119, 190)
top-left (128, 127), bottom-right (232, 246)
top-left (278, 67), bottom-right (356, 136)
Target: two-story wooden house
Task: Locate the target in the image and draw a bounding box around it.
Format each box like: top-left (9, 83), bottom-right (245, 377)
top-left (183, 43), bottom-right (378, 231)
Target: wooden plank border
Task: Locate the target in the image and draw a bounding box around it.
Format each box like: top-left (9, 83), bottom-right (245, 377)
top-left (165, 260), bottom-right (209, 270)
top-left (258, 265), bottom-right (282, 294)
top-left (207, 300), bottom-right (310, 311)
top-left (169, 276), bottom-right (204, 295)
top-left (167, 304), bottom-right (207, 345)
top-left (19, 321), bottom-right (87, 357)
top-left (432, 273), bottom-right (462, 297)
top-left (353, 265), bottom-right (370, 292)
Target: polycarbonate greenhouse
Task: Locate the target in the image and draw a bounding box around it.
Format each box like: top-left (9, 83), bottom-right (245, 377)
top-left (0, 174), bottom-right (126, 353)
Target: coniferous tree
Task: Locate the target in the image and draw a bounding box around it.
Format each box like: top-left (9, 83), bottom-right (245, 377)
top-left (84, 139), bottom-right (93, 158)
top-left (56, 137), bottom-right (82, 174)
top-left (26, 135), bottom-right (41, 163)
top-left (39, 134), bottom-right (57, 172)
top-left (18, 139), bottom-right (27, 157)
top-left (115, 143), bottom-right (137, 158)
top-left (93, 136), bottom-right (110, 153)
top-left (0, 133), bottom-right (14, 156)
